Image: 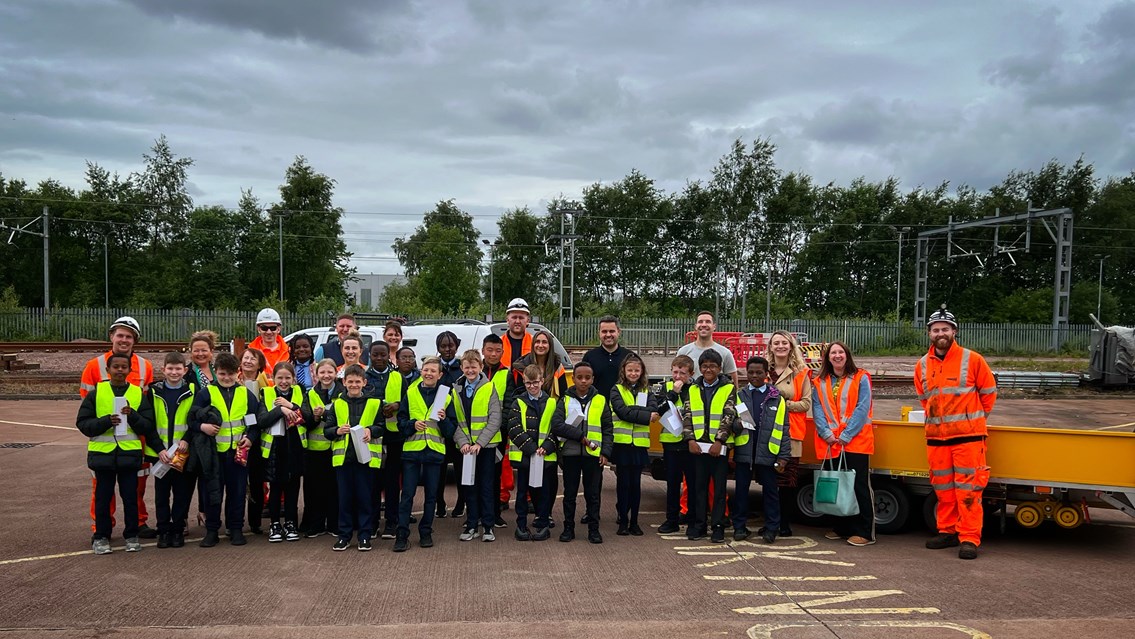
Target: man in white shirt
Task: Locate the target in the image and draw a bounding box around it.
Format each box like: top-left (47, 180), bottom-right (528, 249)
top-left (676, 310), bottom-right (739, 388)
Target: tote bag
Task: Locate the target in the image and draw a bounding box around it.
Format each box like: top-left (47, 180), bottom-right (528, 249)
top-left (812, 449), bottom-right (859, 517)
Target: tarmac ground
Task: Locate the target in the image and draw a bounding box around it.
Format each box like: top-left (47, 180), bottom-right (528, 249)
top-left (2, 399), bottom-right (1133, 639)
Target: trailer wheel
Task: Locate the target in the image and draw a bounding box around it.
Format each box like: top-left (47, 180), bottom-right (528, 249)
top-left (793, 483), bottom-right (827, 525)
top-left (1014, 503), bottom-right (1044, 528)
top-left (873, 482), bottom-right (911, 534)
top-left (922, 493), bottom-right (938, 531)
top-left (1054, 505), bottom-right (1083, 529)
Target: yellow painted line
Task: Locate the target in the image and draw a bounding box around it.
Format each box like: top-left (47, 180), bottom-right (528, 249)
top-left (705, 575), bottom-right (877, 582)
top-left (746, 621), bottom-right (990, 638)
top-left (723, 589), bottom-right (939, 615)
top-left (0, 538), bottom-right (203, 566)
top-left (0, 419), bottom-right (73, 431)
top-left (1096, 422), bottom-right (1135, 431)
top-left (683, 551), bottom-right (856, 568)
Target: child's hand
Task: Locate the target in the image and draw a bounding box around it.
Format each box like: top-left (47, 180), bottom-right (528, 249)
top-left (177, 440), bottom-right (189, 454)
top-left (313, 406), bottom-right (325, 419)
top-left (274, 398), bottom-right (290, 407)
top-left (201, 424), bottom-right (220, 437)
top-left (158, 449), bottom-right (172, 464)
top-left (109, 414), bottom-right (122, 426)
top-left (361, 430), bottom-right (371, 443)
top-left (435, 409), bottom-right (446, 420)
top-left (460, 444), bottom-right (472, 455)
top-left (688, 440), bottom-right (701, 455)
top-left (415, 421), bottom-right (429, 432)
top-left (337, 425), bottom-right (351, 435)
top-left (238, 436), bottom-right (251, 450)
top-left (535, 447), bottom-right (546, 457)
top-left (709, 441), bottom-right (723, 457)
top-left (383, 403), bottom-right (397, 417)
top-left (469, 444), bottom-right (481, 455)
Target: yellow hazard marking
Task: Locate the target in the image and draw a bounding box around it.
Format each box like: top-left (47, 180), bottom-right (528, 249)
top-left (722, 589), bottom-right (940, 615)
top-left (0, 419), bottom-right (73, 431)
top-left (704, 575), bottom-right (877, 582)
top-left (746, 620), bottom-right (991, 638)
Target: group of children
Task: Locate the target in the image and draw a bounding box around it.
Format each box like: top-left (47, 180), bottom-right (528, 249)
top-left (79, 330), bottom-right (796, 555)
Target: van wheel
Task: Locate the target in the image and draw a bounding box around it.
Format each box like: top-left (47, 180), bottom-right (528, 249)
top-left (873, 482), bottom-right (910, 534)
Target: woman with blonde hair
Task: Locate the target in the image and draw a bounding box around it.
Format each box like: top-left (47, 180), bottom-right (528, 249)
top-left (188, 330), bottom-right (218, 387)
top-left (766, 330), bottom-right (813, 536)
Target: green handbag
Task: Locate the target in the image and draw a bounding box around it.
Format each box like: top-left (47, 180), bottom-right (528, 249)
top-left (813, 449), bottom-right (860, 517)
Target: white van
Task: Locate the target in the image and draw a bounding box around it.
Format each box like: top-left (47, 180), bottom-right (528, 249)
top-left (284, 320), bottom-right (574, 370)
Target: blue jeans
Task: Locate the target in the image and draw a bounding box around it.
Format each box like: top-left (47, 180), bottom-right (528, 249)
top-left (399, 460), bottom-right (441, 538)
top-left (205, 450), bottom-right (247, 532)
top-left (464, 448), bottom-right (498, 531)
top-left (336, 460), bottom-right (374, 541)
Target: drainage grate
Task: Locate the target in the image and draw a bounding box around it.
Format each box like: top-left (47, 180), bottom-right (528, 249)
top-left (0, 442), bottom-right (41, 449)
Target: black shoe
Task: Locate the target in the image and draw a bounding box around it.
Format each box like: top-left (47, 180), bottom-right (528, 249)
top-left (333, 538), bottom-right (350, 551)
top-left (734, 527), bottom-right (751, 542)
top-left (514, 528), bottom-right (531, 541)
top-left (393, 537), bottom-right (409, 552)
top-left (628, 523), bottom-right (644, 536)
top-left (494, 515), bottom-right (507, 528)
top-left (616, 523), bottom-right (630, 536)
top-left (658, 521), bottom-right (680, 534)
top-left (409, 515), bottom-right (418, 524)
top-left (304, 527), bottom-right (323, 539)
top-left (501, 501), bottom-right (510, 511)
top-left (381, 524), bottom-right (397, 540)
top-left (284, 521), bottom-right (300, 542)
top-left (200, 530), bottom-right (220, 548)
top-left (452, 502), bottom-right (465, 518)
top-left (678, 513), bottom-right (690, 525)
top-left (268, 523), bottom-right (284, 543)
top-left (137, 524), bottom-right (158, 539)
top-left (249, 526), bottom-right (263, 536)
top-left (959, 542), bottom-right (978, 560)
top-left (156, 533), bottom-right (171, 548)
top-left (588, 530), bottom-right (603, 544)
top-left (358, 538), bottom-right (372, 552)
top-left (229, 529), bottom-right (247, 546)
top-left (580, 514), bottom-right (594, 525)
top-left (419, 533), bottom-right (434, 548)
top-left (559, 528), bottom-right (575, 542)
top-left (762, 531), bottom-right (777, 544)
top-left (926, 533), bottom-right (960, 550)
top-left (687, 527), bottom-right (707, 541)
top-left (780, 525), bottom-right (793, 536)
top-left (710, 527), bottom-right (725, 543)
top-left (171, 532), bottom-right (185, 548)
top-left (435, 506), bottom-right (448, 518)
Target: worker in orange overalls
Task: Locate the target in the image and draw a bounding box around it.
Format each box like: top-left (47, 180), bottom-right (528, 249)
top-left (246, 308), bottom-right (290, 374)
top-left (913, 305), bottom-right (998, 560)
top-left (79, 316), bottom-right (156, 537)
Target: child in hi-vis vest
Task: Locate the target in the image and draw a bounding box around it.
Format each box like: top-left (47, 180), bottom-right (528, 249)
top-left (322, 364), bottom-right (384, 552)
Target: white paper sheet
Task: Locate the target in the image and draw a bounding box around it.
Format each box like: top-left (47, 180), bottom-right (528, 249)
top-left (736, 402), bottom-right (756, 430)
top-left (662, 401), bottom-right (684, 436)
top-left (243, 413), bottom-right (257, 426)
top-left (113, 396), bottom-right (129, 436)
top-left (697, 442), bottom-right (714, 454)
top-left (269, 419), bottom-right (285, 437)
top-left (429, 384), bottom-right (450, 420)
top-left (350, 425), bottom-right (372, 463)
top-left (528, 453), bottom-right (544, 488)
top-left (635, 391), bottom-right (648, 406)
top-left (565, 398), bottom-right (584, 426)
top-left (461, 452), bottom-right (477, 485)
top-left (150, 460), bottom-right (170, 479)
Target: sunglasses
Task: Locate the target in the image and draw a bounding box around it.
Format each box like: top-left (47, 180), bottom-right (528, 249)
top-left (258, 325), bottom-right (280, 332)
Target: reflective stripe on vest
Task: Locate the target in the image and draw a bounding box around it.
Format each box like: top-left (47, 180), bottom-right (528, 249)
top-left (259, 385), bottom-right (306, 458)
top-left (331, 397), bottom-right (383, 468)
top-left (658, 380), bottom-right (684, 444)
top-left (916, 344), bottom-right (995, 440)
top-left (687, 383), bottom-right (733, 443)
top-left (613, 385), bottom-right (650, 447)
top-left (813, 370), bottom-right (874, 456)
top-left (208, 385), bottom-right (250, 452)
top-left (89, 382), bottom-right (144, 453)
top-left (152, 385), bottom-right (194, 454)
top-left (403, 379), bottom-right (448, 455)
top-left (305, 388), bottom-right (331, 451)
top-left (509, 399), bottom-right (558, 462)
top-left (452, 382), bottom-right (502, 445)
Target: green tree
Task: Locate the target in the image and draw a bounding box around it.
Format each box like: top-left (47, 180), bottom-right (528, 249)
top-left (487, 207), bottom-right (550, 314)
top-left (392, 200), bottom-right (482, 313)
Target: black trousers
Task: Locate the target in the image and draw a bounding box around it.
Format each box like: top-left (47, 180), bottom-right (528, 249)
top-left (561, 455), bottom-right (601, 532)
top-left (369, 466), bottom-right (385, 530)
top-left (615, 465), bottom-right (643, 525)
top-left (515, 461), bottom-right (554, 530)
top-left (382, 440), bottom-right (403, 525)
top-left (93, 467), bottom-right (139, 541)
top-left (831, 451), bottom-right (876, 540)
top-left (300, 449), bottom-right (337, 534)
top-left (268, 475), bottom-right (301, 523)
top-left (662, 444), bottom-right (694, 526)
top-left (204, 450), bottom-right (247, 532)
top-left (154, 469), bottom-right (192, 535)
top-left (693, 454), bottom-right (728, 531)
top-left (336, 461), bottom-right (374, 541)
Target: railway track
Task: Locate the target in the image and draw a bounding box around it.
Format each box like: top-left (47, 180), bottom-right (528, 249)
top-left (0, 341), bottom-right (194, 353)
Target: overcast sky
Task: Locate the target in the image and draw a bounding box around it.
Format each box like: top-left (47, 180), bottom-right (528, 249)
top-left (1, 0), bottom-right (1132, 273)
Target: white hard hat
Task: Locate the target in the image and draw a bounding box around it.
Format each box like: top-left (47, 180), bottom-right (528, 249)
top-left (506, 298), bottom-right (530, 315)
top-left (256, 308), bottom-right (282, 325)
top-left (109, 316), bottom-right (141, 340)
top-left (927, 304), bottom-right (958, 329)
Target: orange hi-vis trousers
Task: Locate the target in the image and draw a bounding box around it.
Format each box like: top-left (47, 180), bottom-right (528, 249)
top-left (927, 439), bottom-right (989, 546)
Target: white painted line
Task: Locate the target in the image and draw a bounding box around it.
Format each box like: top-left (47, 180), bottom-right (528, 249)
top-left (684, 551), bottom-right (857, 568)
top-left (705, 575), bottom-right (877, 582)
top-left (0, 419), bottom-right (73, 431)
top-left (746, 621), bottom-right (991, 639)
top-left (1095, 422), bottom-right (1135, 431)
top-left (723, 589), bottom-right (939, 615)
top-left (0, 538), bottom-right (203, 565)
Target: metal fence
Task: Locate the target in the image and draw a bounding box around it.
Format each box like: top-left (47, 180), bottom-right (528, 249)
top-left (0, 308), bottom-right (1111, 355)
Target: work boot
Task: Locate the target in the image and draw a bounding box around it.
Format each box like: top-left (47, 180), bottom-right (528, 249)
top-left (925, 533), bottom-right (959, 549)
top-left (958, 542), bottom-right (979, 560)
top-left (229, 529), bottom-right (247, 546)
top-left (137, 524), bottom-right (158, 539)
top-left (200, 530), bottom-right (220, 548)
top-left (559, 527), bottom-right (575, 542)
top-left (587, 529), bottom-right (603, 544)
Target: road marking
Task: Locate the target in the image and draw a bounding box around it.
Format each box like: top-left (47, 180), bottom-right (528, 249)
top-left (1096, 421), bottom-right (1135, 431)
top-left (0, 419), bottom-right (72, 431)
top-left (0, 538), bottom-right (202, 566)
top-left (705, 575), bottom-right (877, 582)
top-left (675, 537), bottom-right (856, 567)
top-left (722, 589), bottom-right (940, 615)
top-left (746, 620), bottom-right (991, 638)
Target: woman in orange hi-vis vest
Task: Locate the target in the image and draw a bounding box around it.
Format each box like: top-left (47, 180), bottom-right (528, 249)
top-left (914, 306), bottom-right (997, 561)
top-left (768, 330), bottom-right (812, 536)
top-left (812, 341), bottom-right (876, 547)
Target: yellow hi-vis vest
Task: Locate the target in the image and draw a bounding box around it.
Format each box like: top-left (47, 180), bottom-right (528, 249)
top-left (562, 394), bottom-right (607, 458)
top-left (509, 399), bottom-right (558, 463)
top-left (151, 384), bottom-right (194, 454)
top-left (305, 388), bottom-right (332, 451)
top-left (330, 396), bottom-right (383, 468)
top-left (452, 381), bottom-right (502, 445)
top-left (613, 385), bottom-right (651, 448)
top-left (489, 367), bottom-right (509, 402)
top-left (659, 380), bottom-right (684, 444)
top-left (259, 385), bottom-right (307, 458)
top-left (403, 379), bottom-right (449, 455)
top-left (376, 371), bottom-right (403, 433)
top-left (687, 382), bottom-right (734, 444)
top-left (207, 385), bottom-right (250, 452)
top-left (89, 382), bottom-right (144, 454)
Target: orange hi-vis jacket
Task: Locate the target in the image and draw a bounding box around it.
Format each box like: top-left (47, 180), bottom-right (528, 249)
top-left (501, 330), bottom-right (532, 368)
top-left (79, 352), bottom-right (154, 398)
top-left (248, 336), bottom-right (291, 375)
top-left (813, 370), bottom-right (874, 456)
top-left (784, 369), bottom-right (810, 441)
top-left (913, 342), bottom-right (998, 441)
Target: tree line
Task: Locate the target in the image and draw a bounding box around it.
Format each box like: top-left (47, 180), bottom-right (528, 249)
top-left (1, 136), bottom-right (1132, 325)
